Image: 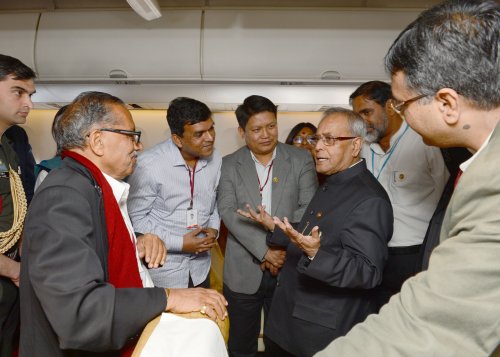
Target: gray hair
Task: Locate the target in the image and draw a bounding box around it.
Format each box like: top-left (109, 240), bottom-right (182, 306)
top-left (54, 91), bottom-right (125, 151)
top-left (320, 107), bottom-right (367, 139)
top-left (385, 0), bottom-right (499, 110)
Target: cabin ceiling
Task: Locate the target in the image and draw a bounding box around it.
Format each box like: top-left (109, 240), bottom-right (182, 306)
top-left (1, 0), bottom-right (443, 111)
top-left (0, 0), bottom-right (443, 12)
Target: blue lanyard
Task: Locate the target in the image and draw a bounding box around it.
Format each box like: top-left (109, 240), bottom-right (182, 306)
top-left (371, 123), bottom-right (409, 180)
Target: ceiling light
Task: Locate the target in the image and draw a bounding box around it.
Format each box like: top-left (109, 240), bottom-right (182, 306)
top-left (127, 0), bottom-right (162, 21)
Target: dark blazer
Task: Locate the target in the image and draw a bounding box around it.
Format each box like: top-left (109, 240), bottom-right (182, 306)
top-left (20, 157), bottom-right (166, 356)
top-left (265, 160), bottom-right (393, 357)
top-left (419, 147), bottom-right (471, 270)
top-left (218, 143), bottom-right (318, 294)
top-left (5, 125), bottom-right (36, 203)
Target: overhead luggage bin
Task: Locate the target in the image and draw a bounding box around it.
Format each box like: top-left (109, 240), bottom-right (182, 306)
top-left (0, 13), bottom-right (39, 71)
top-left (202, 9), bottom-right (420, 82)
top-left (35, 10), bottom-right (202, 81)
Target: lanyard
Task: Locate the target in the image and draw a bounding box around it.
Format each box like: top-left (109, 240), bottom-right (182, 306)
top-left (257, 160), bottom-right (274, 196)
top-left (371, 123), bottom-right (409, 180)
top-left (188, 160), bottom-right (198, 209)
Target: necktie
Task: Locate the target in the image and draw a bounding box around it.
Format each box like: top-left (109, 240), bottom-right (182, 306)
top-left (454, 169), bottom-right (463, 189)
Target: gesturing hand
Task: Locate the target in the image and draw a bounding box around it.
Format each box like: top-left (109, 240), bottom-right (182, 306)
top-left (237, 204), bottom-right (275, 232)
top-left (259, 247), bottom-right (286, 276)
top-left (273, 217), bottom-right (321, 258)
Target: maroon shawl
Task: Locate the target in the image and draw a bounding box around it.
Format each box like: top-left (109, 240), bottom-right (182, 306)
top-left (62, 150), bottom-right (143, 356)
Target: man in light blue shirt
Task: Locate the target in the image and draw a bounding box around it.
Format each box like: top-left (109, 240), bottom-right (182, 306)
top-left (128, 97), bottom-right (221, 288)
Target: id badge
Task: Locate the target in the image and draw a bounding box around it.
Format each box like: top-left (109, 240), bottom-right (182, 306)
top-left (186, 208), bottom-right (199, 229)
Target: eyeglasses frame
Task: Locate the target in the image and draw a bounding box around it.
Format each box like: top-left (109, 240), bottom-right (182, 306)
top-left (292, 136), bottom-right (313, 145)
top-left (98, 128), bottom-right (142, 144)
top-left (390, 93), bottom-right (430, 118)
top-left (307, 135), bottom-right (358, 146)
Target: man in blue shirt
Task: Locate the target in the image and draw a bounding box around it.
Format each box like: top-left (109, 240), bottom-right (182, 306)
top-left (128, 97), bottom-right (221, 288)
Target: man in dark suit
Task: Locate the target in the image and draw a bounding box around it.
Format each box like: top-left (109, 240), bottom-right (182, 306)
top-left (20, 91), bottom-right (227, 356)
top-left (0, 54), bottom-right (36, 356)
top-left (242, 107), bottom-right (393, 357)
top-left (218, 95), bottom-right (318, 356)
top-left (5, 125), bottom-right (36, 203)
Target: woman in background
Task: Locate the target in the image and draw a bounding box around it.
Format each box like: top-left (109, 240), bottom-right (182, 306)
top-left (285, 122), bottom-right (316, 156)
top-left (286, 122), bottom-right (324, 184)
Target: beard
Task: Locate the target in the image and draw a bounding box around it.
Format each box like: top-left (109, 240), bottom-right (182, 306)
top-left (365, 129), bottom-right (380, 144)
top-left (365, 117), bottom-right (389, 144)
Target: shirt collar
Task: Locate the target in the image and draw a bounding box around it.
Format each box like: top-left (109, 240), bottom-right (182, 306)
top-left (167, 138), bottom-right (209, 171)
top-left (368, 122), bottom-right (408, 155)
top-left (325, 158), bottom-right (367, 185)
top-left (103, 172), bottom-right (130, 205)
top-left (349, 158), bottom-right (363, 169)
top-left (460, 130), bottom-right (494, 172)
top-left (250, 147), bottom-right (277, 168)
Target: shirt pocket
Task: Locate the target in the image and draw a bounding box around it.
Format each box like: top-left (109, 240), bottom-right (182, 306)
top-left (389, 170), bottom-right (434, 205)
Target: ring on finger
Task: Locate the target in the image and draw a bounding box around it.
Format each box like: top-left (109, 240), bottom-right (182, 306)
top-left (200, 305), bottom-right (207, 315)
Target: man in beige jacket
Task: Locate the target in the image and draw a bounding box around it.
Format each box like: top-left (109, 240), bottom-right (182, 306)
top-left (316, 1), bottom-right (500, 356)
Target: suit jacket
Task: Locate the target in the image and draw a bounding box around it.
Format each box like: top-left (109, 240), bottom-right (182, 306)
top-left (265, 160), bottom-right (393, 357)
top-left (5, 125), bottom-right (36, 204)
top-left (218, 143), bottom-right (318, 294)
top-left (20, 157), bottom-right (166, 357)
top-left (315, 122), bottom-right (500, 357)
top-left (419, 147), bottom-right (472, 271)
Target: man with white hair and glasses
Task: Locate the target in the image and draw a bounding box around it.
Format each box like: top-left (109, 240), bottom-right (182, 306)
top-left (239, 107), bottom-right (393, 356)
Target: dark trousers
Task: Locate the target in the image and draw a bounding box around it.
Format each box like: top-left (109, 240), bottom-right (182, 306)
top-left (376, 244), bottom-right (422, 310)
top-left (224, 271), bottom-right (276, 357)
top-left (264, 338), bottom-right (297, 357)
top-left (188, 274), bottom-right (210, 288)
top-left (0, 277), bottom-right (19, 357)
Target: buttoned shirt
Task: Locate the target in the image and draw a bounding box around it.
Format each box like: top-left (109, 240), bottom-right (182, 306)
top-left (250, 148), bottom-right (277, 214)
top-left (103, 172), bottom-right (154, 288)
top-left (460, 131), bottom-right (493, 173)
top-left (362, 123), bottom-right (449, 247)
top-left (127, 139), bottom-right (221, 288)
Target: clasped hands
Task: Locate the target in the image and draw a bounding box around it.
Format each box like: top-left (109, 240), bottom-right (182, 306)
top-left (182, 227), bottom-right (218, 255)
top-left (237, 204), bottom-right (285, 275)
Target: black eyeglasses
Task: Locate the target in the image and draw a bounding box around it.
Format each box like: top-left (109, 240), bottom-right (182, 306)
top-left (99, 128), bottom-right (141, 144)
top-left (307, 135), bottom-right (357, 146)
top-left (390, 94), bottom-right (430, 118)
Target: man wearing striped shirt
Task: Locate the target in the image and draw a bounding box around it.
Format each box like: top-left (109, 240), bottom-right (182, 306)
top-left (128, 97), bottom-right (221, 288)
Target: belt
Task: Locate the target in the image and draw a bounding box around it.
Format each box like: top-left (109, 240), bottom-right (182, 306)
top-left (388, 244), bottom-right (422, 255)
